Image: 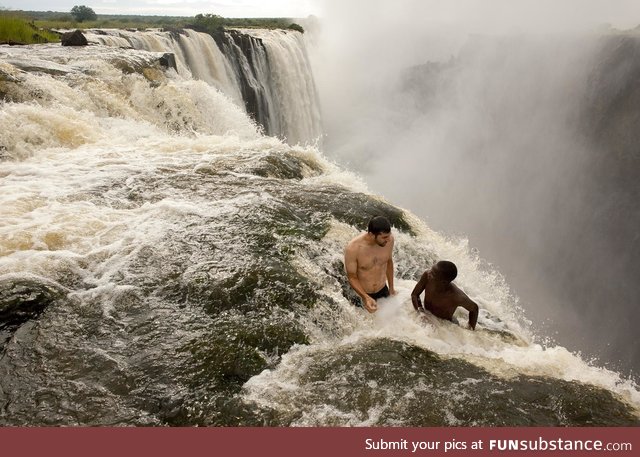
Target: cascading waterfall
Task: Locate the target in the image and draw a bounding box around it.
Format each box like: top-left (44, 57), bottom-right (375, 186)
top-left (0, 33), bottom-right (639, 426)
top-left (84, 27), bottom-right (321, 145)
top-left (241, 29), bottom-right (323, 146)
top-left (214, 30), bottom-right (281, 137)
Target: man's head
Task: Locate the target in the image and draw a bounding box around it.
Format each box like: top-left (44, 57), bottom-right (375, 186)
top-left (367, 216), bottom-right (392, 247)
top-left (431, 260), bottom-right (457, 283)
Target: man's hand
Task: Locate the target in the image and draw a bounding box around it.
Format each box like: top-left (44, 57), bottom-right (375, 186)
top-left (389, 287), bottom-right (397, 296)
top-left (363, 296), bottom-right (377, 313)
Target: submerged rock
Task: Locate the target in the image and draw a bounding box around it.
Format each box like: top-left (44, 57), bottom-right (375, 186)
top-left (239, 339), bottom-right (640, 426)
top-left (0, 275), bottom-right (66, 331)
top-left (0, 63), bottom-right (24, 102)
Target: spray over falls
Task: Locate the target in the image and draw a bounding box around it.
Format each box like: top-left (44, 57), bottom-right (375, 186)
top-left (0, 29), bottom-right (638, 426)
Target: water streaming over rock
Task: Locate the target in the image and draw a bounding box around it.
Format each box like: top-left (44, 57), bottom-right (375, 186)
top-left (84, 28), bottom-right (321, 145)
top-left (0, 34), bottom-right (638, 426)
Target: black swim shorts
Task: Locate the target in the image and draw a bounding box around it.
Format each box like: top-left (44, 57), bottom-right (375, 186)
top-left (367, 285), bottom-right (390, 300)
top-left (346, 285), bottom-right (389, 307)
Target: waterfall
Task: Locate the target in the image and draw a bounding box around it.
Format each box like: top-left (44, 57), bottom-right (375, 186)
top-left (242, 29), bottom-right (323, 146)
top-left (1, 29), bottom-right (639, 427)
top-left (84, 28), bottom-right (321, 145)
top-left (216, 30), bottom-right (281, 138)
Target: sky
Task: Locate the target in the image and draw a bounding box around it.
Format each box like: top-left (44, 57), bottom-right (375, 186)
top-left (1, 0), bottom-right (639, 28)
top-left (0, 0), bottom-right (321, 18)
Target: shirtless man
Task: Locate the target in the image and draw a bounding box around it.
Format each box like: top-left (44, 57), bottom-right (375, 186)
top-left (411, 260), bottom-right (479, 330)
top-left (344, 216), bottom-right (396, 313)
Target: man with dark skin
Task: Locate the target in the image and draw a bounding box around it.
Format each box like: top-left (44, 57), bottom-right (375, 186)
top-left (344, 216), bottom-right (396, 313)
top-left (411, 260), bottom-right (479, 330)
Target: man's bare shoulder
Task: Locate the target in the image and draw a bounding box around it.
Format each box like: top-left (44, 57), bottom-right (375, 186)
top-left (451, 283), bottom-right (471, 299)
top-left (346, 233), bottom-right (366, 248)
top-left (345, 233), bottom-right (365, 255)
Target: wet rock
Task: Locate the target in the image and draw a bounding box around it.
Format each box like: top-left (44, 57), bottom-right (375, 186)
top-left (158, 53), bottom-right (177, 72)
top-left (265, 339), bottom-right (640, 426)
top-left (0, 275), bottom-right (65, 330)
top-left (0, 63), bottom-right (23, 102)
top-left (142, 67), bottom-right (166, 86)
top-left (4, 59), bottom-right (69, 76)
top-left (0, 64), bottom-right (22, 84)
top-left (61, 30), bottom-right (88, 47)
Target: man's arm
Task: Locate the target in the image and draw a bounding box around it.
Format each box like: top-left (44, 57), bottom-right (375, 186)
top-left (411, 271), bottom-right (428, 312)
top-left (386, 237), bottom-right (396, 295)
top-left (344, 244), bottom-right (376, 313)
top-left (460, 297), bottom-right (479, 330)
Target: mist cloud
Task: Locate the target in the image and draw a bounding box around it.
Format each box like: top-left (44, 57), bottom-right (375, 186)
top-left (309, 0), bottom-right (640, 375)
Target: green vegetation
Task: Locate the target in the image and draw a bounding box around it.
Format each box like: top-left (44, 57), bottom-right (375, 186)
top-left (188, 14), bottom-right (304, 34)
top-left (287, 23), bottom-right (304, 33)
top-left (0, 9), bottom-right (305, 45)
top-left (190, 13), bottom-right (225, 35)
top-left (70, 5), bottom-right (97, 22)
top-left (0, 12), bottom-right (61, 44)
top-left (223, 17), bottom-right (304, 32)
top-left (34, 15), bottom-right (187, 31)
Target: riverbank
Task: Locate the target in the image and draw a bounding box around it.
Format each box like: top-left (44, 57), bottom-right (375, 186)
top-left (0, 10), bottom-right (304, 45)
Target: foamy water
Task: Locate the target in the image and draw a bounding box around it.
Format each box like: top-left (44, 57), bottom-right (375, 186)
top-left (243, 222), bottom-right (640, 421)
top-left (1, 39), bottom-right (638, 426)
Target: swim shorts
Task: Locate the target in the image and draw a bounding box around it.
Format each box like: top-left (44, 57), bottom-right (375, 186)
top-left (367, 285), bottom-right (390, 300)
top-left (346, 285), bottom-right (389, 307)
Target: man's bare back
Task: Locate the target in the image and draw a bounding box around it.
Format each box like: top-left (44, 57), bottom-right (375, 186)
top-left (411, 261), bottom-right (479, 330)
top-left (344, 216), bottom-right (396, 313)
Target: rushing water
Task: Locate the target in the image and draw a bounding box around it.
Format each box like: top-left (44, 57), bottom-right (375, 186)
top-left (84, 28), bottom-right (322, 145)
top-left (0, 32), bottom-right (639, 426)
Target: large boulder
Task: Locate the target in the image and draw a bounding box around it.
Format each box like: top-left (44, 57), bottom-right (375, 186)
top-left (61, 29), bottom-right (88, 47)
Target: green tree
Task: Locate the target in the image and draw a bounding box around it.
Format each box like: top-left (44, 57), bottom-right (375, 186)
top-left (192, 13), bottom-right (225, 34)
top-left (70, 5), bottom-right (97, 22)
top-left (288, 23), bottom-right (304, 33)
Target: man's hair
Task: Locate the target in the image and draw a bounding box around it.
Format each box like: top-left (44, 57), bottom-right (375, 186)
top-left (367, 216), bottom-right (391, 235)
top-left (436, 260), bottom-right (457, 282)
